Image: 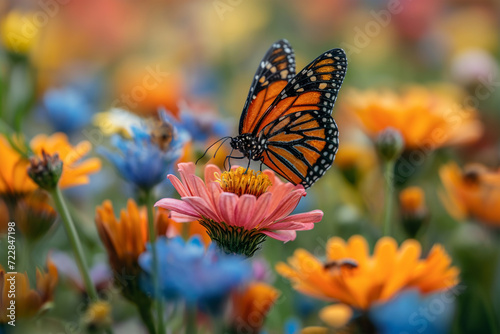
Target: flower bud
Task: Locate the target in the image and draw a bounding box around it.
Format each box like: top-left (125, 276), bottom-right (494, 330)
top-left (27, 150), bottom-right (63, 190)
top-left (375, 128), bottom-right (404, 162)
top-left (16, 191), bottom-right (57, 242)
top-left (399, 186), bottom-right (429, 237)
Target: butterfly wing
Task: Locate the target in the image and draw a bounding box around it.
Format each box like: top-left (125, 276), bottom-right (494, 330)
top-left (257, 48), bottom-right (347, 188)
top-left (239, 39), bottom-right (296, 135)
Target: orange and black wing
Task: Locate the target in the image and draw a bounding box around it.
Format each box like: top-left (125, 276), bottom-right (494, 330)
top-left (258, 48), bottom-right (347, 188)
top-left (239, 39), bottom-right (296, 135)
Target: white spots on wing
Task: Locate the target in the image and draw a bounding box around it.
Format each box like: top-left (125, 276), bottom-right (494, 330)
top-left (307, 70), bottom-right (313, 76)
top-left (294, 84), bottom-right (299, 90)
top-left (326, 53), bottom-right (332, 57)
top-left (296, 88), bottom-right (304, 93)
top-left (310, 76), bottom-right (316, 82)
top-left (325, 93), bottom-right (331, 98)
top-left (266, 63), bottom-right (272, 69)
top-left (270, 66), bottom-right (277, 73)
top-left (281, 70), bottom-right (289, 79)
top-left (319, 83), bottom-right (327, 89)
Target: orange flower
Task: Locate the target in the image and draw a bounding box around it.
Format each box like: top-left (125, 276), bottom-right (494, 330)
top-left (0, 259), bottom-right (58, 323)
top-left (276, 235), bottom-right (459, 310)
top-left (95, 199), bottom-right (210, 280)
top-left (95, 199), bottom-right (171, 277)
top-left (439, 162), bottom-right (500, 226)
top-left (0, 133), bottom-right (101, 196)
top-left (343, 86), bottom-right (482, 150)
top-left (30, 133), bottom-right (101, 189)
top-left (399, 186), bottom-right (429, 237)
top-left (230, 282), bottom-right (280, 334)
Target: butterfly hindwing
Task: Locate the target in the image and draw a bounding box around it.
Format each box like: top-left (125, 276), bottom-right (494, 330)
top-left (261, 110), bottom-right (339, 188)
top-left (239, 39), bottom-right (296, 135)
top-left (251, 48), bottom-right (347, 136)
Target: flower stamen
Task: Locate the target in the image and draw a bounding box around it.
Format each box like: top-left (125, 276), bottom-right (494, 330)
top-left (216, 167), bottom-right (272, 197)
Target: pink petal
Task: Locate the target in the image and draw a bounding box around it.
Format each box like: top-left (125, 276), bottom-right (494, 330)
top-left (204, 164), bottom-right (222, 184)
top-left (234, 195), bottom-right (257, 229)
top-left (183, 196), bottom-right (222, 222)
top-left (178, 163), bottom-right (198, 196)
top-left (267, 222), bottom-right (315, 230)
top-left (191, 175), bottom-right (219, 215)
top-left (261, 190), bottom-right (304, 227)
top-left (167, 174), bottom-right (189, 197)
top-left (261, 229), bottom-right (297, 242)
top-left (155, 198), bottom-right (200, 218)
top-left (218, 192), bottom-right (239, 226)
top-left (253, 192), bottom-right (272, 226)
top-left (268, 183), bottom-right (302, 212)
top-left (171, 212), bottom-right (197, 222)
top-left (277, 210), bottom-right (324, 224)
top-left (207, 182), bottom-right (224, 219)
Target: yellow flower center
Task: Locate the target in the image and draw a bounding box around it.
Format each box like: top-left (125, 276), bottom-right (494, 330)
top-left (216, 167), bottom-right (272, 197)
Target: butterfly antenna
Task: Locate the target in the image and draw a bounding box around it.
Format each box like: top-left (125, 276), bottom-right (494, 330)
top-left (196, 136), bottom-right (232, 165)
top-left (213, 137), bottom-right (231, 159)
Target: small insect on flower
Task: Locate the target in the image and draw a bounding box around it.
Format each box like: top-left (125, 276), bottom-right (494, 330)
top-left (200, 39), bottom-right (347, 189)
top-left (323, 258), bottom-right (358, 271)
top-left (150, 117), bottom-right (175, 151)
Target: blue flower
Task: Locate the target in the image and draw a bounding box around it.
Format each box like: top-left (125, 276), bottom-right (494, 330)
top-left (98, 109), bottom-right (189, 190)
top-left (369, 289), bottom-right (456, 334)
top-left (139, 236), bottom-right (252, 312)
top-left (42, 87), bottom-right (93, 133)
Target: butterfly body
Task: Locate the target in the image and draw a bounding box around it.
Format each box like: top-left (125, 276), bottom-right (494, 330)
top-left (228, 39), bottom-right (347, 188)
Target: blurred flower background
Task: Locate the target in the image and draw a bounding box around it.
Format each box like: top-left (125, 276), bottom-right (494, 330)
top-left (1, 0), bottom-right (500, 333)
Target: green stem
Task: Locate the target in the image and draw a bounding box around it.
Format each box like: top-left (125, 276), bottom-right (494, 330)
top-left (185, 305), bottom-right (197, 334)
top-left (480, 287), bottom-right (499, 333)
top-left (137, 303), bottom-right (157, 334)
top-left (383, 160), bottom-right (396, 236)
top-left (49, 187), bottom-right (99, 301)
top-left (145, 189), bottom-right (165, 334)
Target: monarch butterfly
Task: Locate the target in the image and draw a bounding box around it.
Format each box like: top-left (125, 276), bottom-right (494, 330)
top-left (208, 39), bottom-right (347, 188)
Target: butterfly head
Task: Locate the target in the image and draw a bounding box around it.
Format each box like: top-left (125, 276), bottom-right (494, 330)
top-left (230, 134), bottom-right (265, 160)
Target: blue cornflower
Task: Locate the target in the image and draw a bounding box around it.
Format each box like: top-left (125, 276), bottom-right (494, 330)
top-left (42, 87), bottom-right (93, 133)
top-left (98, 110), bottom-right (189, 190)
top-left (139, 236), bottom-right (252, 312)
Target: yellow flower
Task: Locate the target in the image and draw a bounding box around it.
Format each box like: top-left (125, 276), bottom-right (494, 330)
top-left (0, 11), bottom-right (39, 54)
top-left (343, 86), bottom-right (482, 150)
top-left (276, 235), bottom-right (459, 310)
top-left (439, 162), bottom-right (500, 226)
top-left (230, 282), bottom-right (280, 334)
top-left (0, 259), bottom-right (58, 323)
top-left (0, 133), bottom-right (101, 196)
top-left (83, 301), bottom-right (112, 330)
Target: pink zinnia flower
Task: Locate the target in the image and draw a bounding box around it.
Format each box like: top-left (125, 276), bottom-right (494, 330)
top-left (155, 162), bottom-right (323, 256)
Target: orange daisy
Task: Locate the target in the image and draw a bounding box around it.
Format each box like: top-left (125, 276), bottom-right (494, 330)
top-left (343, 86), bottom-right (482, 150)
top-left (0, 259), bottom-right (58, 323)
top-left (439, 162), bottom-right (500, 226)
top-left (0, 133), bottom-right (101, 196)
top-left (230, 282), bottom-right (280, 334)
top-left (276, 235), bottom-right (459, 310)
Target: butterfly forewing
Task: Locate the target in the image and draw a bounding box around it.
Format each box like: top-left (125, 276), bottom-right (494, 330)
top-left (239, 39), bottom-right (296, 135)
top-left (252, 48), bottom-right (347, 135)
top-left (257, 48), bottom-right (346, 188)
